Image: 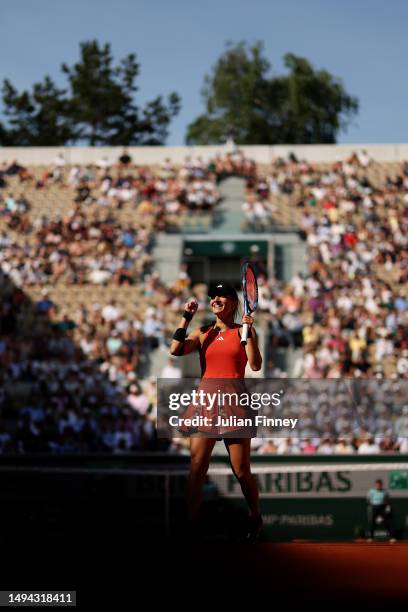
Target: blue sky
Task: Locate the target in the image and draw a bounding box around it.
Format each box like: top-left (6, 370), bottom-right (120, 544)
top-left (1, 0), bottom-right (407, 145)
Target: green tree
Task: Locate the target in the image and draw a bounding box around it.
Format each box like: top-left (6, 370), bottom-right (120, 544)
top-left (0, 40), bottom-right (181, 146)
top-left (62, 40), bottom-right (180, 145)
top-left (186, 42), bottom-right (358, 145)
top-left (1, 76), bottom-right (73, 145)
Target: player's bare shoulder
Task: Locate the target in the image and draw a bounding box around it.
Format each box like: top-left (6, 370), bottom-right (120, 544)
top-left (196, 324), bottom-right (212, 344)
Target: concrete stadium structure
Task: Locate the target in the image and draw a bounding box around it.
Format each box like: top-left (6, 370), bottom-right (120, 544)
top-left (1, 143), bottom-right (408, 165)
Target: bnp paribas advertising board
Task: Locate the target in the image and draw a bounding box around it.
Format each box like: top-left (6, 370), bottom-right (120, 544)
top-left (208, 464), bottom-right (408, 540)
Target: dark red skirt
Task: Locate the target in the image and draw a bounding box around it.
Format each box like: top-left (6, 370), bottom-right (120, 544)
top-left (178, 378), bottom-right (257, 438)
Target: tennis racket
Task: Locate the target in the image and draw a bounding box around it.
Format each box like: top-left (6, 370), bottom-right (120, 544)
top-left (241, 263), bottom-right (258, 345)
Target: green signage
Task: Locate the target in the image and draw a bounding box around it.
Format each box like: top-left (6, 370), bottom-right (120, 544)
top-left (389, 471), bottom-right (408, 490)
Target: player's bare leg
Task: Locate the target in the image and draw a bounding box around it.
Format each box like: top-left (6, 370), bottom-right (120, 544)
top-left (187, 437), bottom-right (216, 522)
top-left (225, 438), bottom-right (259, 516)
top-left (225, 438), bottom-right (263, 541)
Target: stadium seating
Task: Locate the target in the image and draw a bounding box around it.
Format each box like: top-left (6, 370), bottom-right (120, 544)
top-left (0, 151), bottom-right (407, 455)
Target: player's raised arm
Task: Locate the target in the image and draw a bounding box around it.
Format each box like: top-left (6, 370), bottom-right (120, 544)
top-left (169, 298), bottom-right (200, 356)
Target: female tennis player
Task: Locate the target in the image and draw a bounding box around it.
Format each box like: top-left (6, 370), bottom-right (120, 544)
top-left (169, 281), bottom-right (263, 542)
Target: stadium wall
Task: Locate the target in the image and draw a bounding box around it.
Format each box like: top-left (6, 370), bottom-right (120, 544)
top-left (1, 455), bottom-right (407, 542)
top-left (210, 458), bottom-right (408, 541)
top-left (1, 144), bottom-right (408, 164)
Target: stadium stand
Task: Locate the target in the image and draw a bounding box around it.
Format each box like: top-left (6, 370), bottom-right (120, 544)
top-left (0, 149), bottom-right (406, 455)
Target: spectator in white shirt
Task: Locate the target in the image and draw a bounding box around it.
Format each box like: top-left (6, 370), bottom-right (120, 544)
top-left (358, 435), bottom-right (380, 454)
top-left (161, 357), bottom-right (182, 379)
top-left (102, 301), bottom-right (121, 323)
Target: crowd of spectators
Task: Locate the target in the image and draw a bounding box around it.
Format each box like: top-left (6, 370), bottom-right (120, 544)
top-left (0, 154), bottom-right (224, 234)
top-left (253, 153), bottom-right (408, 382)
top-left (67, 155), bottom-right (222, 218)
top-left (208, 148), bottom-right (257, 181)
top-left (0, 209), bottom-right (154, 286)
top-left (0, 281), bottom-right (173, 454)
top-left (253, 377), bottom-right (407, 454)
top-left (0, 150), bottom-right (407, 455)
top-left (252, 431), bottom-right (408, 455)
top-left (241, 192), bottom-right (277, 231)
top-left (0, 152), bottom-right (200, 452)
top-left (242, 167), bottom-right (278, 230)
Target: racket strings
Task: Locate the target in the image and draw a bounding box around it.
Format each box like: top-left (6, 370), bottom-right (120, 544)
top-left (245, 271), bottom-right (258, 310)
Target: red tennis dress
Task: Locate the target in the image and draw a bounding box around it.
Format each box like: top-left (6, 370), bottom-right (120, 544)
top-left (179, 325), bottom-right (257, 438)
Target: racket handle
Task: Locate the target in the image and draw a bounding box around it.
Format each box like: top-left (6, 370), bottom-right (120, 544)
top-left (241, 323), bottom-right (249, 346)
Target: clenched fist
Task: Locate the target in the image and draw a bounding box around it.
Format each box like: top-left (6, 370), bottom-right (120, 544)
top-left (242, 314), bottom-right (254, 327)
top-left (184, 298), bottom-right (198, 315)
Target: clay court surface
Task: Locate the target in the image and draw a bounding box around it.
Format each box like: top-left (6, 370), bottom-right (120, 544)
top-left (111, 540), bottom-right (408, 602)
top-left (4, 537), bottom-right (408, 606)
top-left (211, 542), bottom-right (408, 600)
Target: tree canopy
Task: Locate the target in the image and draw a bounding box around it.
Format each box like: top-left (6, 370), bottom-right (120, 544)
top-left (186, 42), bottom-right (359, 145)
top-left (0, 40), bottom-right (181, 146)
